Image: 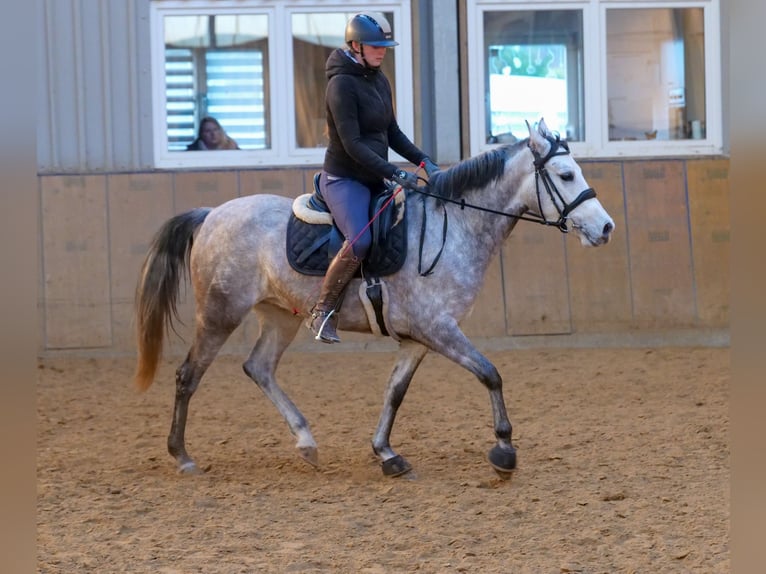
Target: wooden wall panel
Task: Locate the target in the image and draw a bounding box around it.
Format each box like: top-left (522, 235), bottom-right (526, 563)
top-left (623, 161), bottom-right (696, 326)
top-left (172, 171), bottom-right (240, 214)
top-left (241, 168), bottom-right (308, 200)
top-left (687, 159), bottom-right (730, 326)
top-left (503, 227), bottom-right (571, 335)
top-left (108, 173), bottom-right (174, 352)
top-left (567, 162), bottom-right (633, 331)
top-left (42, 176), bottom-right (111, 348)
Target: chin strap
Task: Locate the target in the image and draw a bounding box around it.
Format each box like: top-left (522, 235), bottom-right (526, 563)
top-left (349, 45), bottom-right (380, 70)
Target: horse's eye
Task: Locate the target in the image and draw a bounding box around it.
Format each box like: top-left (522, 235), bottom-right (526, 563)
top-left (560, 172), bottom-right (574, 182)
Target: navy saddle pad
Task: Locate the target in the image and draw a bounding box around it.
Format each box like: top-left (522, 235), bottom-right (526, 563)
top-left (286, 174), bottom-right (407, 277)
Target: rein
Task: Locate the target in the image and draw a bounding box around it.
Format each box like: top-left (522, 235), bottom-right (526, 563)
top-left (410, 135), bottom-right (597, 274)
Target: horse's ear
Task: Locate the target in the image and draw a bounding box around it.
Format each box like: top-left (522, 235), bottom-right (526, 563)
top-left (537, 117), bottom-right (550, 136)
top-left (526, 119), bottom-right (548, 157)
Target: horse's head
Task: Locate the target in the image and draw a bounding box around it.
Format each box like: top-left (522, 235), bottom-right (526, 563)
top-left (523, 118), bottom-right (614, 246)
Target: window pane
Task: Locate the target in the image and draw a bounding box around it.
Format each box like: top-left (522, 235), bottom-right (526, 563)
top-left (292, 11), bottom-right (396, 149)
top-left (163, 14), bottom-right (270, 151)
top-left (607, 8), bottom-right (705, 141)
top-left (484, 10), bottom-right (584, 143)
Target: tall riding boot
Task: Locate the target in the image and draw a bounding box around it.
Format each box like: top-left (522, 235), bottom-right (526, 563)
top-left (309, 243), bottom-right (361, 343)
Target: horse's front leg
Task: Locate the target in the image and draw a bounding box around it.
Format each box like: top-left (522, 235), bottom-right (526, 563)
top-left (416, 319), bottom-right (516, 475)
top-left (371, 340), bottom-right (429, 477)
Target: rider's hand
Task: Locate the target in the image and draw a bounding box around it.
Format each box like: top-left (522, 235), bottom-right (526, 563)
top-left (422, 157), bottom-right (441, 178)
top-left (391, 169), bottom-right (420, 191)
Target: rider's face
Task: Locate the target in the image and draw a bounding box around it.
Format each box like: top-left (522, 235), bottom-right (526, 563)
top-left (354, 43), bottom-right (387, 68)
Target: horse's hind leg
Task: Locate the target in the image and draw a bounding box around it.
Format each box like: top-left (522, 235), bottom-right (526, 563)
top-left (242, 305), bottom-right (318, 467)
top-left (371, 340), bottom-right (429, 477)
top-left (169, 322), bottom-right (238, 474)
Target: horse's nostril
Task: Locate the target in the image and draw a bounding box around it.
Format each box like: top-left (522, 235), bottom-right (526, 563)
top-left (603, 221), bottom-right (614, 236)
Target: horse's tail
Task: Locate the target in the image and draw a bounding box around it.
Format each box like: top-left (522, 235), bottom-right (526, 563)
top-left (133, 208), bottom-right (212, 392)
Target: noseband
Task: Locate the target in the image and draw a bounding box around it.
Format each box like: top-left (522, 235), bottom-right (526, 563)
top-left (528, 136), bottom-right (597, 233)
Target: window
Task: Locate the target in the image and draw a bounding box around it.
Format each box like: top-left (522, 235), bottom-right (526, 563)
top-left (484, 10), bottom-right (584, 144)
top-left (164, 44), bottom-right (269, 151)
top-left (467, 1), bottom-right (722, 158)
top-left (150, 1), bottom-right (412, 169)
top-left (290, 12), bottom-right (398, 150)
top-left (606, 7), bottom-right (706, 142)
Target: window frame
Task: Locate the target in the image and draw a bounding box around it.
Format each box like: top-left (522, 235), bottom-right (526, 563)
top-left (149, 0), bottom-right (413, 170)
top-left (466, 0), bottom-right (723, 159)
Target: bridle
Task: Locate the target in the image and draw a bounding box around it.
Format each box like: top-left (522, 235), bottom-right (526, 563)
top-left (527, 135), bottom-right (597, 233)
top-left (407, 134), bottom-right (597, 274)
top-left (409, 134), bottom-right (597, 234)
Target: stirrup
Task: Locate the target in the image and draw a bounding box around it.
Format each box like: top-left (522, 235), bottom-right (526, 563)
top-left (309, 309), bottom-right (340, 344)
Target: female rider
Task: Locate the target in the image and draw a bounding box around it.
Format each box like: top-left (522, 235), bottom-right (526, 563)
top-left (308, 12), bottom-right (440, 343)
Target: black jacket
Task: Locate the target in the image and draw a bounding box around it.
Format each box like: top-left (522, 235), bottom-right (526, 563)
top-left (323, 48), bottom-right (426, 187)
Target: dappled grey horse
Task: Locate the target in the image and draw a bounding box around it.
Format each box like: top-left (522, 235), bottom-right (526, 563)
top-left (134, 119), bottom-right (614, 477)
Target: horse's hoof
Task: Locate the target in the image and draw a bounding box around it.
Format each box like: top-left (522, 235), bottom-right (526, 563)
top-left (178, 461), bottom-right (204, 475)
top-left (381, 454), bottom-right (412, 477)
top-left (297, 445), bottom-right (319, 467)
top-left (487, 445), bottom-right (517, 473)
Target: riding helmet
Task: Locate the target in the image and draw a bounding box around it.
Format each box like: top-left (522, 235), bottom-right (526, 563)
top-left (345, 12), bottom-right (398, 47)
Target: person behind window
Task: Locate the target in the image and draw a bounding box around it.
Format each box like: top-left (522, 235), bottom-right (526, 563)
top-left (308, 11), bottom-right (441, 344)
top-left (186, 116), bottom-right (240, 150)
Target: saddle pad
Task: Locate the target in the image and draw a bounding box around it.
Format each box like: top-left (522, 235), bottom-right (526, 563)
top-left (286, 196), bottom-right (408, 277)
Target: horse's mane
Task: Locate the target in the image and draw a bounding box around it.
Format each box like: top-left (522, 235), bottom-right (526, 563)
top-left (428, 139), bottom-right (529, 200)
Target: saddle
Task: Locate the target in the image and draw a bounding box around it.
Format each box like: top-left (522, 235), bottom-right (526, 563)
top-left (286, 173), bottom-right (408, 277)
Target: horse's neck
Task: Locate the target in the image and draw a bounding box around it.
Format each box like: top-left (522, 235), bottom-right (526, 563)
top-left (455, 182), bottom-right (525, 243)
top-left (412, 192), bottom-right (515, 276)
